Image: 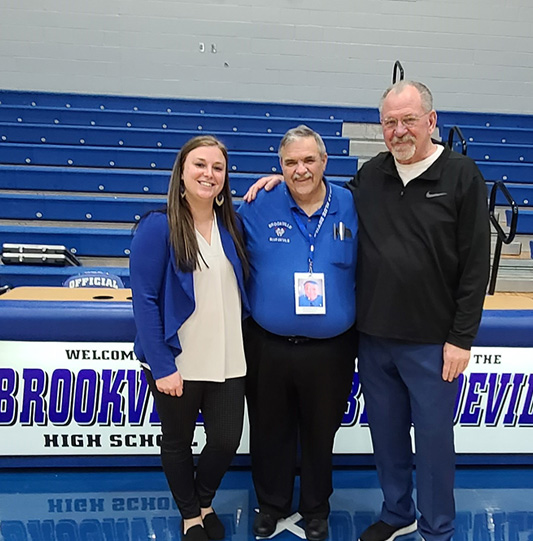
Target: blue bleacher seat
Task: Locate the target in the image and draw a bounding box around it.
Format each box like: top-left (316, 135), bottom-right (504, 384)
top-left (0, 165), bottom-right (348, 197)
top-left (0, 89), bottom-right (379, 123)
top-left (0, 105), bottom-right (344, 136)
top-left (0, 164), bottom-right (171, 194)
top-left (452, 142), bottom-right (533, 164)
top-left (506, 209), bottom-right (533, 234)
top-left (0, 143), bottom-right (358, 175)
top-left (438, 110), bottom-right (533, 130)
top-left (443, 124), bottom-right (533, 145)
top-left (0, 122), bottom-right (350, 155)
top-left (490, 183), bottom-right (533, 207)
top-left (0, 193), bottom-right (166, 223)
top-left (476, 162), bottom-right (533, 183)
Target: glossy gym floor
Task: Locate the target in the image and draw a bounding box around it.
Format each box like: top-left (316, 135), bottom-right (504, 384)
top-left (0, 466), bottom-right (531, 541)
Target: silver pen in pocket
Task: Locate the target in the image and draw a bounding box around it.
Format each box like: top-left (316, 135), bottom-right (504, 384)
top-left (338, 221), bottom-right (345, 241)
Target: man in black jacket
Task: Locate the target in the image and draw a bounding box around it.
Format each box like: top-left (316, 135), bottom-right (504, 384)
top-left (347, 80), bottom-right (490, 541)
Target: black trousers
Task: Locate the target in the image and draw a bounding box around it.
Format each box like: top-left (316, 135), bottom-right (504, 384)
top-left (244, 319), bottom-right (357, 520)
top-left (144, 369), bottom-right (245, 519)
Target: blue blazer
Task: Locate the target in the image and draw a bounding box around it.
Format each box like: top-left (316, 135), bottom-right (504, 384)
top-left (129, 211), bottom-right (249, 380)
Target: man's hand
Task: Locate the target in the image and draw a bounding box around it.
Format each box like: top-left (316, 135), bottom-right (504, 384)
top-left (243, 175), bottom-right (283, 202)
top-left (156, 371), bottom-right (184, 397)
top-left (442, 342), bottom-right (470, 382)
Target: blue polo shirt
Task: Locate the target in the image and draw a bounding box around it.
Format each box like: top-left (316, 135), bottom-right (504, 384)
top-left (239, 180), bottom-right (357, 338)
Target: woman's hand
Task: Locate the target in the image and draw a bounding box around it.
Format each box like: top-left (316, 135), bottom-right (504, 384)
top-left (155, 371), bottom-right (184, 397)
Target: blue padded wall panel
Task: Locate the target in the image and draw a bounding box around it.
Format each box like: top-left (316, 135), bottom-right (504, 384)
top-left (0, 300), bottom-right (135, 341)
top-left (0, 298), bottom-right (530, 346)
top-left (474, 310), bottom-right (533, 346)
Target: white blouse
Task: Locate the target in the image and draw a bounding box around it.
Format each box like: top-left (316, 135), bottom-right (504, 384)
top-left (175, 217), bottom-right (246, 382)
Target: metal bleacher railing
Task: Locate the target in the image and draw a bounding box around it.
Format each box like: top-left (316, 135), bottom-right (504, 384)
top-left (444, 115), bottom-right (533, 291)
top-left (489, 182), bottom-right (518, 295)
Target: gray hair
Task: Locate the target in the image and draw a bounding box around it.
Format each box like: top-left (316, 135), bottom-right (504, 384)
top-left (379, 80), bottom-right (434, 116)
top-left (278, 125), bottom-right (327, 158)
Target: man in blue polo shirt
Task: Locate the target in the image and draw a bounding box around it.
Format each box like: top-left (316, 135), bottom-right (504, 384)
top-left (239, 125), bottom-right (358, 541)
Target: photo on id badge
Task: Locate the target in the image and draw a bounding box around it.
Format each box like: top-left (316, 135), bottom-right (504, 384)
top-left (295, 272), bottom-right (326, 315)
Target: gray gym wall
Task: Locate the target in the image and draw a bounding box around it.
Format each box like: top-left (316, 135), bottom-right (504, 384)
top-left (1, 0), bottom-right (532, 113)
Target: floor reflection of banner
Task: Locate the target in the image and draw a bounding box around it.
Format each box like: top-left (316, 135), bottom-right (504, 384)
top-left (0, 487), bottom-right (531, 541)
top-left (0, 341), bottom-right (531, 456)
top-left (0, 490), bottom-right (250, 541)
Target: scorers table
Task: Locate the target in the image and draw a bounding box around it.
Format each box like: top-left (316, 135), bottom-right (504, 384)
top-left (0, 287), bottom-right (532, 467)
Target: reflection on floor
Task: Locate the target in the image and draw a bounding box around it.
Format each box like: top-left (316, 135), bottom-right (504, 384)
top-left (0, 467), bottom-right (532, 541)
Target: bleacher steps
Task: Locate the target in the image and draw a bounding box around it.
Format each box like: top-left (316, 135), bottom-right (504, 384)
top-left (491, 259), bottom-right (533, 292)
top-left (349, 140), bottom-right (387, 160)
top-left (342, 122), bottom-right (441, 165)
top-left (342, 123), bottom-right (383, 139)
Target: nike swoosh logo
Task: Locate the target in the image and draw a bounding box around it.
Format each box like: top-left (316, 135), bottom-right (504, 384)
top-left (426, 191), bottom-right (447, 199)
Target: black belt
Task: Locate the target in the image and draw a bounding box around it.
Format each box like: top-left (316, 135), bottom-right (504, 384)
top-left (248, 318), bottom-right (317, 345)
top-left (286, 335), bottom-right (312, 344)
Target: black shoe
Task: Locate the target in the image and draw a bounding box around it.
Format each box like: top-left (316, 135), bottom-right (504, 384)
top-left (253, 512), bottom-right (277, 537)
top-left (203, 511), bottom-right (225, 540)
top-left (359, 520), bottom-right (417, 541)
top-left (305, 518), bottom-right (329, 541)
top-left (181, 523), bottom-right (208, 541)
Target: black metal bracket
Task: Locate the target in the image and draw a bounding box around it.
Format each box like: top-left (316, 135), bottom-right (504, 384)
top-left (392, 61), bottom-right (404, 84)
top-left (447, 126), bottom-right (467, 155)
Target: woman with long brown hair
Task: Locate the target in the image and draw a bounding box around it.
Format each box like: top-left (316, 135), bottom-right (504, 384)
top-left (130, 135), bottom-right (249, 541)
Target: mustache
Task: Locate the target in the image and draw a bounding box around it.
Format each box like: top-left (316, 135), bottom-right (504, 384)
top-left (391, 135), bottom-right (416, 145)
top-left (294, 172), bottom-right (312, 180)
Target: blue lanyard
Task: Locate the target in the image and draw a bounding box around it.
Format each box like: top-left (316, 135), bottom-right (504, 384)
top-left (291, 183), bottom-right (332, 273)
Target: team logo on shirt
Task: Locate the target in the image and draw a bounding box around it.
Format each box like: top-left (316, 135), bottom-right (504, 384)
top-left (268, 221), bottom-right (292, 243)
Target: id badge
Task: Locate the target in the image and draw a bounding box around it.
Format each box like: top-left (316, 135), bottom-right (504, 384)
top-left (294, 272), bottom-right (326, 315)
